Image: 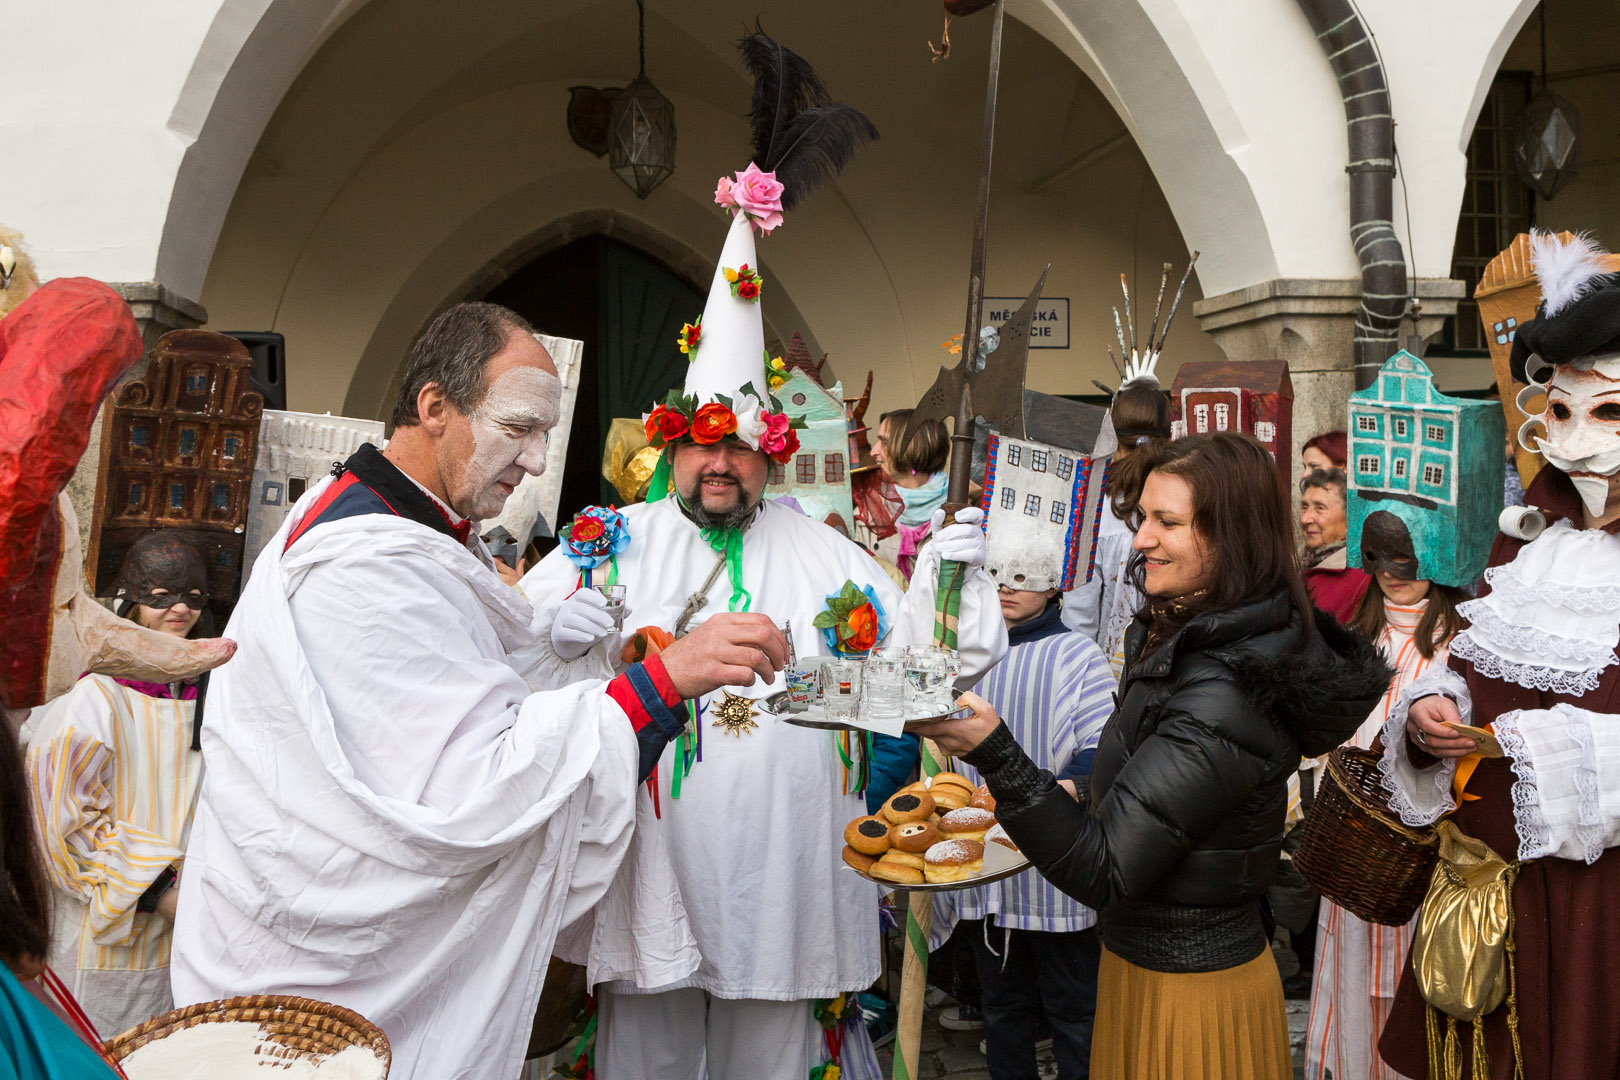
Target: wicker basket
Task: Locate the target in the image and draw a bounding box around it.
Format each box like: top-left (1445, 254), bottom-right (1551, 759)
top-left (104, 994), bottom-right (391, 1075)
top-left (1293, 746), bottom-right (1438, 926)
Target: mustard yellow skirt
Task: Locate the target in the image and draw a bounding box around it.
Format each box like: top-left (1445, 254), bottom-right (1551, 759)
top-left (1090, 946), bottom-right (1292, 1080)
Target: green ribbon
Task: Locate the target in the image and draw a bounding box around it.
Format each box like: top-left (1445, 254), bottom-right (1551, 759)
top-left (647, 450), bottom-right (673, 503)
top-left (699, 524), bottom-right (751, 613)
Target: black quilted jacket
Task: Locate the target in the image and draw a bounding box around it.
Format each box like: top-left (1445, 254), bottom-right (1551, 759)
top-left (965, 589), bottom-right (1391, 972)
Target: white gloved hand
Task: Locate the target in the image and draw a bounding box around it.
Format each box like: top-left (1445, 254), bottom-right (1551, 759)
top-left (551, 587), bottom-right (618, 660)
top-left (929, 507), bottom-right (987, 568)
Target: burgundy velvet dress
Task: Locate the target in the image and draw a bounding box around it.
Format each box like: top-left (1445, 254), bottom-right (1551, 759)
top-left (1379, 467), bottom-right (1620, 1080)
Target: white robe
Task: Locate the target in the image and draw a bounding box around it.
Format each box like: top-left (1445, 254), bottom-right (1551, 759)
top-left (171, 481), bottom-right (695, 1080)
top-left (520, 497), bottom-right (1006, 1000)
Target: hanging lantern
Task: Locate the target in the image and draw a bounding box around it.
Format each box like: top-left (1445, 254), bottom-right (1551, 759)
top-left (1514, 89), bottom-right (1579, 200)
top-left (608, 0), bottom-right (675, 199)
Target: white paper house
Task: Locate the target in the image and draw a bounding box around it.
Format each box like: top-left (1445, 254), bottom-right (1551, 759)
top-left (243, 410), bottom-right (385, 578)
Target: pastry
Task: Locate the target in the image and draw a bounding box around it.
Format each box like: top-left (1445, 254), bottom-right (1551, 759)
top-left (890, 820), bottom-right (939, 853)
top-left (931, 771), bottom-right (976, 797)
top-left (879, 849), bottom-right (925, 870)
top-left (868, 858), bottom-right (924, 886)
top-left (923, 839), bottom-right (985, 884)
top-left (842, 845), bottom-right (879, 873)
top-left (938, 807), bottom-right (996, 844)
top-left (845, 815), bottom-right (893, 855)
top-left (930, 786), bottom-right (969, 811)
top-left (986, 823), bottom-right (1019, 852)
top-left (970, 785), bottom-right (996, 813)
top-left (881, 790), bottom-right (935, 825)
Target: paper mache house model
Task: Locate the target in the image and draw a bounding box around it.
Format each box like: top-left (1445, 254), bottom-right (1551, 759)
top-left (979, 392), bottom-right (1117, 591)
top-left (90, 330), bottom-right (263, 618)
top-left (242, 410), bottom-right (386, 576)
top-left (1168, 359), bottom-right (1294, 475)
top-left (766, 366), bottom-right (856, 528)
top-left (1346, 350), bottom-right (1503, 587)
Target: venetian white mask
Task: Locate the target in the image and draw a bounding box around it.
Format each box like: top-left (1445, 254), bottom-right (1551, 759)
top-left (1519, 352), bottom-right (1620, 516)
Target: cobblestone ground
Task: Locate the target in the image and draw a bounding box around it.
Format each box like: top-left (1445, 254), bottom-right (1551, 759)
top-left (875, 940), bottom-right (1312, 1080)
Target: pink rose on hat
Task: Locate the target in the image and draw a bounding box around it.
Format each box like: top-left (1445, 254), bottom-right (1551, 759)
top-left (759, 410), bottom-right (794, 455)
top-left (729, 163), bottom-right (785, 234)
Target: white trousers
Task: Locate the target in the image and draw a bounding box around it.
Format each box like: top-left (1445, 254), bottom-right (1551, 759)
top-left (597, 986), bottom-right (822, 1080)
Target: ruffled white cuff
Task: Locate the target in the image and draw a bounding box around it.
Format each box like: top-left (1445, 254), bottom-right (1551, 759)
top-left (1493, 705), bottom-right (1620, 864)
top-left (1377, 666), bottom-right (1470, 827)
top-left (515, 602), bottom-right (618, 691)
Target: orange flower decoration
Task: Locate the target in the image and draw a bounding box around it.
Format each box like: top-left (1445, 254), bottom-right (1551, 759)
top-left (690, 402), bottom-right (738, 444)
top-left (843, 602), bottom-right (879, 653)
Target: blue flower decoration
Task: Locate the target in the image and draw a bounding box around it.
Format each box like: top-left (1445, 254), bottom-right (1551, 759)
top-left (561, 505), bottom-right (631, 570)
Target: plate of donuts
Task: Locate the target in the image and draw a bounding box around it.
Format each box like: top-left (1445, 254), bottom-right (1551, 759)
top-left (841, 771), bottom-right (1029, 891)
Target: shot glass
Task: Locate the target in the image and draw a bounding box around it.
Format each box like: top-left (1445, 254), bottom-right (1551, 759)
top-left (594, 584), bottom-right (627, 629)
top-left (819, 658), bottom-right (864, 721)
top-left (904, 645), bottom-right (961, 717)
top-left (860, 646), bottom-right (907, 724)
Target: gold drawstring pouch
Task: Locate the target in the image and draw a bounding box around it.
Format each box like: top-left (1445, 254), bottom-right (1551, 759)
top-left (1410, 819), bottom-right (1524, 1080)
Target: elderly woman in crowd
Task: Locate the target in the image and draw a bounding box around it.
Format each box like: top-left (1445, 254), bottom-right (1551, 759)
top-left (917, 433), bottom-right (1389, 1080)
top-left (1299, 467), bottom-right (1370, 623)
top-left (25, 532), bottom-right (216, 1039)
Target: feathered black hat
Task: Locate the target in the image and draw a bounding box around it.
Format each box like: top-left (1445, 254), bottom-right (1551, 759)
top-left (1510, 231), bottom-right (1620, 382)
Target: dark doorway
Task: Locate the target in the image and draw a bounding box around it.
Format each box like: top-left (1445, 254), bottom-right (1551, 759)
top-left (484, 235), bottom-right (704, 531)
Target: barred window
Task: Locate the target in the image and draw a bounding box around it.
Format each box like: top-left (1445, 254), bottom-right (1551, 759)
top-left (1049, 501), bottom-right (1066, 524)
top-left (1031, 450), bottom-right (1048, 473)
top-left (1000, 486), bottom-right (1016, 510)
top-left (824, 453), bottom-right (846, 484)
top-left (796, 454), bottom-right (817, 484)
top-left (1423, 463), bottom-right (1445, 486)
top-left (1056, 455), bottom-right (1074, 480)
top-left (1007, 444), bottom-right (1022, 467)
top-left (1024, 494), bottom-right (1041, 517)
top-left (769, 461), bottom-right (786, 485)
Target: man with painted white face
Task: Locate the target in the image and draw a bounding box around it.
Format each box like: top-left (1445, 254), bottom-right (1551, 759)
top-left (1376, 232), bottom-right (1620, 1080)
top-left (171, 302), bottom-right (788, 1080)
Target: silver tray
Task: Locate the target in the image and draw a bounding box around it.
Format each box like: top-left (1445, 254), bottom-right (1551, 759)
top-left (761, 691), bottom-right (967, 734)
top-left (845, 840), bottom-right (1031, 893)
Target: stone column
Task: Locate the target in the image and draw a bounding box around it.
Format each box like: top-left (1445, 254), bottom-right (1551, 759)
top-left (1193, 276), bottom-right (1464, 491)
top-left (66, 283), bottom-right (208, 564)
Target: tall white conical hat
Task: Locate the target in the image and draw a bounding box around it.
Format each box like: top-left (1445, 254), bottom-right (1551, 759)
top-left (684, 210), bottom-right (767, 404)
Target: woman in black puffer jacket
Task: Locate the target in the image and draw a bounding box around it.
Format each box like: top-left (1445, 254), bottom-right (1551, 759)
top-left (917, 433), bottom-right (1390, 1080)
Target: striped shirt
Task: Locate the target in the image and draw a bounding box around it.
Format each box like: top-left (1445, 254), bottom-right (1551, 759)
top-left (954, 617), bottom-right (1117, 932)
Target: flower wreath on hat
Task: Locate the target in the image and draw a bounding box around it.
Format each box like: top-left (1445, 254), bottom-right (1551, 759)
top-left (643, 378), bottom-right (805, 465)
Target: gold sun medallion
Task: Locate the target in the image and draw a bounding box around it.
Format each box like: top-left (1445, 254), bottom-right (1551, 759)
top-left (711, 691), bottom-right (760, 737)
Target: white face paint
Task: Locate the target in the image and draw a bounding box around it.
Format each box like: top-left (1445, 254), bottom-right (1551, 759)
top-left (1525, 356), bottom-right (1620, 518)
top-left (456, 365), bottom-right (561, 520)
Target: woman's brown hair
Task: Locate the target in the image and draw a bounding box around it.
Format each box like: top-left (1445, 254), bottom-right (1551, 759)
top-left (879, 409), bottom-right (949, 476)
top-left (0, 724), bottom-right (52, 971)
top-left (1107, 382), bottom-right (1172, 520)
top-left (1129, 432), bottom-right (1314, 646)
top-left (1349, 580), bottom-right (1467, 661)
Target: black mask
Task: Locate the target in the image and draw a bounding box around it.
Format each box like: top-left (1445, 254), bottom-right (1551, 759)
top-left (1359, 510), bottom-right (1420, 581)
top-left (115, 532), bottom-right (210, 610)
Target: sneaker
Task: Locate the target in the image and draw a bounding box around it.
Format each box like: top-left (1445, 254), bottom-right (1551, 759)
top-left (939, 1004), bottom-right (984, 1031)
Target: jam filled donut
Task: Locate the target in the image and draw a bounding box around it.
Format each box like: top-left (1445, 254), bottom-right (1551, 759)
top-left (889, 820), bottom-right (940, 853)
top-left (880, 790), bottom-right (936, 825)
top-left (844, 815), bottom-right (893, 855)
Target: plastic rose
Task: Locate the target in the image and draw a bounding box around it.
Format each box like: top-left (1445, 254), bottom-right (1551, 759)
top-left (759, 411), bottom-right (793, 456)
top-left (730, 163), bottom-right (785, 234)
top-left (643, 404), bottom-right (689, 447)
top-left (772, 425), bottom-right (801, 463)
top-left (843, 602), bottom-right (879, 653)
top-left (562, 505), bottom-right (631, 570)
top-left (714, 175), bottom-right (737, 210)
top-left (691, 402), bottom-right (738, 444)
top-left (731, 393), bottom-right (766, 449)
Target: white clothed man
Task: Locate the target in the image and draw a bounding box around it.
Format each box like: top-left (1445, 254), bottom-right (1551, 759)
top-left (522, 445), bottom-right (1005, 1078)
top-left (171, 304), bottom-right (791, 1080)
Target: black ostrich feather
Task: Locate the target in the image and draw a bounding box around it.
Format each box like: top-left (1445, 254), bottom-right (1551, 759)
top-left (736, 26), bottom-right (878, 211)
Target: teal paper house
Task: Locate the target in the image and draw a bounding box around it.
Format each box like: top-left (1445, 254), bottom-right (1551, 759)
top-left (766, 368), bottom-right (855, 528)
top-left (1347, 351), bottom-right (1503, 587)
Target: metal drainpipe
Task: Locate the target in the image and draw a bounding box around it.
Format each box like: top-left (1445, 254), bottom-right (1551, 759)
top-left (1295, 0), bottom-right (1408, 389)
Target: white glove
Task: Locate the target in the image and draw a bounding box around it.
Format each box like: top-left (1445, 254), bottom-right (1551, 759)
top-left (929, 507), bottom-right (987, 568)
top-left (551, 588), bottom-right (618, 660)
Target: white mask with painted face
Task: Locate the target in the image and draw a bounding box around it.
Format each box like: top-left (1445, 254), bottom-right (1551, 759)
top-left (1521, 353), bottom-right (1620, 517)
top-left (460, 365), bottom-right (562, 520)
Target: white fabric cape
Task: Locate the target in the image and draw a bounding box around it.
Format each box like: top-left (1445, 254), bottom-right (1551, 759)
top-left (520, 497), bottom-right (1006, 999)
top-left (170, 478), bottom-right (696, 1080)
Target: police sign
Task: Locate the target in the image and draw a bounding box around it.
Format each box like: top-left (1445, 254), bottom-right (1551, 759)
top-left (985, 297), bottom-right (1070, 349)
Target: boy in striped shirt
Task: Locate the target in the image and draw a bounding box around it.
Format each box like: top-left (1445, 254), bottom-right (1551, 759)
top-left (954, 582), bottom-right (1116, 1080)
